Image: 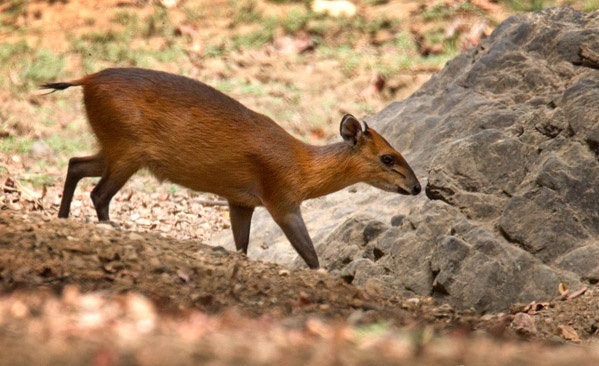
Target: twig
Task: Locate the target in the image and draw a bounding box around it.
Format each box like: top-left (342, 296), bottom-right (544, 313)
top-left (196, 199), bottom-right (228, 207)
top-left (0, 163), bottom-right (13, 175)
top-left (567, 286), bottom-right (588, 300)
top-left (0, 163), bottom-right (44, 207)
top-left (1, 185), bottom-right (18, 192)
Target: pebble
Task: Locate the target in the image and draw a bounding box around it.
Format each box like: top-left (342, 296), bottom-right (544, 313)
top-left (312, 0), bottom-right (356, 17)
top-left (315, 268), bottom-right (328, 276)
top-left (10, 300), bottom-right (29, 319)
top-left (512, 313), bottom-right (537, 336)
top-left (96, 223), bottom-right (116, 231)
top-left (128, 233), bottom-right (144, 241)
top-left (480, 314), bottom-right (495, 322)
top-left (137, 218), bottom-right (152, 226)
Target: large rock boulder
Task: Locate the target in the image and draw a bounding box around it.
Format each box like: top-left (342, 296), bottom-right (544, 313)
top-left (210, 7), bottom-right (599, 311)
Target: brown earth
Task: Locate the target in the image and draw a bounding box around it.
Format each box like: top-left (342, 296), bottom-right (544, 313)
top-left (1, 0), bottom-right (598, 364)
top-left (1, 209), bottom-right (598, 365)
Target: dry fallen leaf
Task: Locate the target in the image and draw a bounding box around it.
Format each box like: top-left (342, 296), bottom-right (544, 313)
top-left (557, 325), bottom-right (580, 343)
top-left (558, 282), bottom-right (569, 296)
top-left (296, 292), bottom-right (314, 307)
top-left (175, 24), bottom-right (197, 38)
top-left (360, 74), bottom-right (386, 99)
top-left (177, 269), bottom-right (191, 284)
top-left (523, 301), bottom-right (549, 314)
top-left (273, 34), bottom-right (314, 55)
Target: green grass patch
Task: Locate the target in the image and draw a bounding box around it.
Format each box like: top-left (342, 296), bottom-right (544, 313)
top-left (0, 0), bottom-right (28, 33)
top-left (580, 0), bottom-right (599, 11)
top-left (229, 0), bottom-right (263, 26)
top-left (144, 6), bottom-right (174, 38)
top-left (67, 5), bottom-right (184, 71)
top-left (168, 184), bottom-right (181, 195)
top-left (422, 1), bottom-right (487, 21)
top-left (266, 0), bottom-right (306, 3)
top-left (203, 43), bottom-right (227, 58)
top-left (366, 0), bottom-right (390, 4)
top-left (498, 0), bottom-right (556, 12)
top-left (21, 49), bottom-right (65, 86)
top-left (213, 78), bottom-right (268, 97)
top-left (70, 29), bottom-right (184, 71)
top-left (21, 173), bottom-right (56, 188)
top-left (0, 43), bottom-right (64, 92)
top-left (182, 4), bottom-right (205, 23)
top-left (43, 134), bottom-right (92, 157)
top-left (354, 322), bottom-right (391, 341)
top-left (114, 10), bottom-right (139, 27)
top-left (0, 40), bottom-right (29, 65)
top-left (280, 7), bottom-right (311, 33)
top-left (70, 30), bottom-right (135, 68)
top-left (231, 30), bottom-right (273, 50)
top-left (0, 136), bottom-right (34, 155)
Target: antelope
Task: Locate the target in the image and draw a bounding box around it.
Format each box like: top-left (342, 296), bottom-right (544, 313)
top-left (42, 68), bottom-right (420, 269)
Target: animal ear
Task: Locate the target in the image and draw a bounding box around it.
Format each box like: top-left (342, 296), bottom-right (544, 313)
top-left (340, 114), bottom-right (368, 145)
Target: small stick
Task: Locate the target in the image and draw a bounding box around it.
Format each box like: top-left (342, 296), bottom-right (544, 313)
top-left (196, 199), bottom-right (228, 207)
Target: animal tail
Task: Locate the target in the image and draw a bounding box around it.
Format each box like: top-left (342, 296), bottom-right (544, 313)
top-left (40, 81), bottom-right (82, 94)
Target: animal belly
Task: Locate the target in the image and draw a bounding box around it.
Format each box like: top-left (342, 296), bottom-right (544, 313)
top-left (147, 160), bottom-right (262, 207)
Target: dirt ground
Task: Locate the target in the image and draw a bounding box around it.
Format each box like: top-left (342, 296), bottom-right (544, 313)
top-left (1, 0), bottom-right (598, 364)
top-left (1, 210), bottom-right (598, 365)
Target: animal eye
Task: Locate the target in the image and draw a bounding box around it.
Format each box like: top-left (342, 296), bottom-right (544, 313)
top-left (380, 154), bottom-right (395, 166)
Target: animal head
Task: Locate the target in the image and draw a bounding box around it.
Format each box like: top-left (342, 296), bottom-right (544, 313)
top-left (340, 114), bottom-right (421, 195)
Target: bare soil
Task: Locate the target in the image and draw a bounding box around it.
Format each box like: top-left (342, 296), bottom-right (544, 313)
top-left (1, 210), bottom-right (598, 365)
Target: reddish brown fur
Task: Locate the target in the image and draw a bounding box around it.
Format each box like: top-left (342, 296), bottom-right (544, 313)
top-left (42, 68), bottom-right (420, 269)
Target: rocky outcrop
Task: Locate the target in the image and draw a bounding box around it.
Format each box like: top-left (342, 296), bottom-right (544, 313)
top-left (211, 7), bottom-right (599, 311)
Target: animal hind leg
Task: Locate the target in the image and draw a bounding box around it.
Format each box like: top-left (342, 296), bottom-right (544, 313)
top-left (91, 160), bottom-right (139, 222)
top-left (58, 154), bottom-right (106, 218)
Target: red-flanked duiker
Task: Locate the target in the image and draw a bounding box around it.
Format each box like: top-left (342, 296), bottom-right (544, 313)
top-left (42, 68), bottom-right (420, 269)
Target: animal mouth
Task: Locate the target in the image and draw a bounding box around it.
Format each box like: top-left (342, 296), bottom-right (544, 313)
top-left (396, 185), bottom-right (410, 195)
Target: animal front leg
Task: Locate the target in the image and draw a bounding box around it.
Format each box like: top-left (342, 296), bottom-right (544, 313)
top-left (268, 206), bottom-right (319, 269)
top-left (228, 202), bottom-right (255, 254)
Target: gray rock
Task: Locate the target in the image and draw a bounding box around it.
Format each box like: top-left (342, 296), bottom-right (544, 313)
top-left (555, 241), bottom-right (599, 283)
top-left (210, 7), bottom-right (599, 311)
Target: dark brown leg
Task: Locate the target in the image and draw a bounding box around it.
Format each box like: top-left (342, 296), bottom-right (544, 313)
top-left (90, 162), bottom-right (138, 222)
top-left (267, 206), bottom-right (319, 269)
top-left (228, 202), bottom-right (255, 253)
top-left (58, 154), bottom-right (105, 218)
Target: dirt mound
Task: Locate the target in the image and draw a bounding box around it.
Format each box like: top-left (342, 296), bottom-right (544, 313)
top-left (1, 210), bottom-right (598, 364)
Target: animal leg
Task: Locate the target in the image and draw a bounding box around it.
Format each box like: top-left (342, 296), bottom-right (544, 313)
top-left (228, 202), bottom-right (255, 253)
top-left (90, 161), bottom-right (139, 222)
top-left (58, 154), bottom-right (106, 218)
top-left (267, 206), bottom-right (319, 269)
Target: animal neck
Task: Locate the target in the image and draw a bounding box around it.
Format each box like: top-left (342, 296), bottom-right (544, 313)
top-left (299, 142), bottom-right (364, 200)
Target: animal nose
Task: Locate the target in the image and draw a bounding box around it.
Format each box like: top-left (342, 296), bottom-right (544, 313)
top-left (412, 182), bottom-right (421, 195)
